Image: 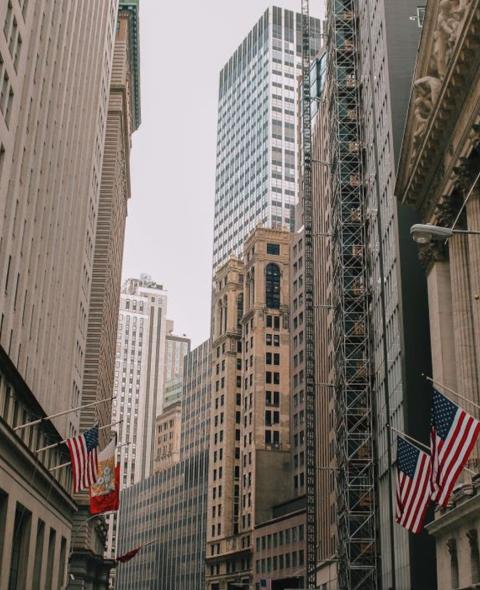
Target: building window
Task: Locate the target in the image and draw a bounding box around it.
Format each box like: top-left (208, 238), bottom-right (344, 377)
top-left (416, 6), bottom-right (425, 27)
top-left (32, 520), bottom-right (45, 590)
top-left (267, 243), bottom-right (280, 255)
top-left (265, 264), bottom-right (281, 309)
top-left (9, 503), bottom-right (32, 589)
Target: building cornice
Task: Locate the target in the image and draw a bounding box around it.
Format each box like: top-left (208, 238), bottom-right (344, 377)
top-left (0, 417), bottom-right (77, 519)
top-left (396, 1), bottom-right (480, 215)
top-left (119, 1), bottom-right (141, 130)
top-left (427, 490), bottom-right (480, 537)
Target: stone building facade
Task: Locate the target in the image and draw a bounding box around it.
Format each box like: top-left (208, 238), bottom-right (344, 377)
top-left (206, 227), bottom-right (309, 590)
top-left (396, 1), bottom-right (480, 588)
top-left (0, 0), bottom-right (120, 588)
top-left (70, 2), bottom-right (141, 585)
top-left (153, 400), bottom-right (182, 471)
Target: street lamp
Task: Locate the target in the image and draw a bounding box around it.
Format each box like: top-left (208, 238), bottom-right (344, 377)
top-left (410, 223), bottom-right (480, 244)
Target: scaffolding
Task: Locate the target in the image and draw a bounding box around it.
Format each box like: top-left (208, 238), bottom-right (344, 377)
top-left (326, 0), bottom-right (378, 588)
top-left (300, 1), bottom-right (317, 588)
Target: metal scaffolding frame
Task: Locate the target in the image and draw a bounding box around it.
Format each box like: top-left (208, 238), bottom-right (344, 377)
top-left (300, 1), bottom-right (317, 588)
top-left (326, 0), bottom-right (378, 588)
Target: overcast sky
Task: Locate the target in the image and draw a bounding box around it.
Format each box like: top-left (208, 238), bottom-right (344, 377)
top-left (122, 0), bottom-right (325, 347)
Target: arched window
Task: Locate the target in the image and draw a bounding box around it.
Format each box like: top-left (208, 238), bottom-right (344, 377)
top-left (265, 263), bottom-right (280, 309)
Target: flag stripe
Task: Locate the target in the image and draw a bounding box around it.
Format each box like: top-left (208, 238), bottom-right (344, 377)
top-left (430, 389), bottom-right (480, 508)
top-left (65, 426), bottom-right (99, 494)
top-left (395, 436), bottom-right (431, 534)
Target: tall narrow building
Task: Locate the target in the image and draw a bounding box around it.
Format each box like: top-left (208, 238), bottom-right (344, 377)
top-left (0, 0), bottom-right (120, 587)
top-left (70, 1), bottom-right (141, 584)
top-left (112, 275), bottom-right (168, 488)
top-left (106, 275), bottom-right (168, 567)
top-left (206, 227), bottom-right (308, 590)
top-left (212, 7), bottom-right (321, 271)
top-left (356, 1), bottom-right (434, 587)
top-left (313, 1), bottom-right (434, 588)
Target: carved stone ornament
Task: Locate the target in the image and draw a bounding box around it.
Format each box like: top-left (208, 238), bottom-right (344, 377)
top-left (431, 0), bottom-right (469, 79)
top-left (447, 538), bottom-right (458, 556)
top-left (418, 241), bottom-right (448, 269)
top-left (467, 528), bottom-right (479, 547)
top-left (412, 76), bottom-right (442, 156)
top-left (410, 0), bottom-right (471, 165)
top-left (434, 192), bottom-right (464, 227)
top-left (453, 150), bottom-right (480, 195)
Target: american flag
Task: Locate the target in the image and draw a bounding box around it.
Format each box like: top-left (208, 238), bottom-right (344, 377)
top-left (431, 389), bottom-right (480, 507)
top-left (395, 436), bottom-right (431, 534)
top-left (66, 425), bottom-right (99, 493)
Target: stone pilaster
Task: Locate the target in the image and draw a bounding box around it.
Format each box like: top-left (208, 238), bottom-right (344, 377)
top-left (426, 260), bottom-right (457, 390)
top-left (466, 191), bottom-right (480, 384)
top-left (449, 233), bottom-right (480, 466)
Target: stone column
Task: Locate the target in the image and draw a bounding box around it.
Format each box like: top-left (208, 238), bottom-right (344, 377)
top-left (449, 233), bottom-right (480, 467)
top-left (449, 233), bottom-right (479, 400)
top-left (426, 259), bottom-right (457, 390)
top-left (466, 191), bottom-right (480, 385)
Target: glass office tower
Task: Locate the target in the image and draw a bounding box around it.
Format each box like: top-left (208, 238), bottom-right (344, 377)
top-left (212, 6), bottom-right (321, 271)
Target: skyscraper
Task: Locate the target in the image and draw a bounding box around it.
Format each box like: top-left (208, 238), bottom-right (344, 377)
top-left (313, 1), bottom-right (433, 588)
top-left (116, 338), bottom-right (211, 590)
top-left (0, 0), bottom-right (123, 587)
top-left (212, 7), bottom-right (321, 271)
top-left (206, 227), bottom-right (309, 589)
top-left (70, 1), bottom-right (141, 583)
top-left (356, 1), bottom-right (433, 587)
top-left (112, 275), bottom-right (168, 489)
top-left (106, 275), bottom-right (168, 567)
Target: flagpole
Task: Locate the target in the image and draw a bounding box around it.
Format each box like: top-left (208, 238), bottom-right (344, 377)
top-left (14, 396), bottom-right (115, 431)
top-left (388, 424), bottom-right (476, 476)
top-left (35, 420), bottom-right (123, 454)
top-left (46, 419), bottom-right (122, 452)
top-left (422, 374), bottom-right (480, 412)
top-left (48, 440), bottom-right (131, 472)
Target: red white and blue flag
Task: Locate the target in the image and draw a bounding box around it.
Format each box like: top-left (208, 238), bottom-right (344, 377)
top-left (395, 436), bottom-right (431, 534)
top-left (66, 425), bottom-right (99, 493)
top-left (430, 389), bottom-right (480, 507)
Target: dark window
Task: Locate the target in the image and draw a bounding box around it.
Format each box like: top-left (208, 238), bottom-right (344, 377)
top-left (266, 315), bottom-right (273, 328)
top-left (57, 537), bottom-right (67, 589)
top-left (9, 503), bottom-right (32, 590)
top-left (0, 490), bottom-right (8, 571)
top-left (267, 243), bottom-right (280, 255)
top-left (265, 264), bottom-right (281, 309)
top-left (32, 520), bottom-right (45, 590)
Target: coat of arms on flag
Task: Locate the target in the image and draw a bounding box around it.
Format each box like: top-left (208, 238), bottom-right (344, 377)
top-left (90, 439), bottom-right (120, 514)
